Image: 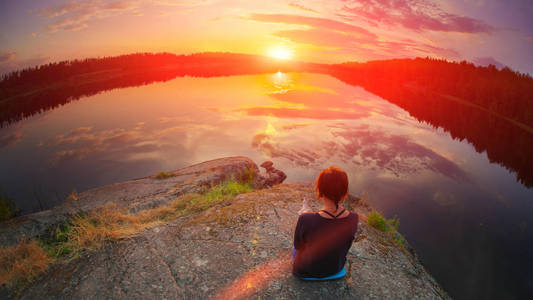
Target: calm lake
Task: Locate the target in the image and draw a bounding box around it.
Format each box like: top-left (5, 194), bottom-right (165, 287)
top-left (1, 72), bottom-right (532, 299)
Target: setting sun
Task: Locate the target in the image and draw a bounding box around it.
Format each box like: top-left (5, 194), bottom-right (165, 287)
top-left (268, 47), bottom-right (293, 60)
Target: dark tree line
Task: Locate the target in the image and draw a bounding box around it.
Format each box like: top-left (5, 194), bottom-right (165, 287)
top-left (0, 52), bottom-right (294, 99)
top-left (0, 52), bottom-right (295, 126)
top-left (328, 57), bottom-right (533, 128)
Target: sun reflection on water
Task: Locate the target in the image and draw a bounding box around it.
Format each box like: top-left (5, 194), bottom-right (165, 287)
top-left (268, 72), bottom-right (294, 94)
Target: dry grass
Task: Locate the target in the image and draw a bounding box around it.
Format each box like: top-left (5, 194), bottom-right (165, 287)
top-left (0, 240), bottom-right (52, 287)
top-left (0, 179), bottom-right (254, 288)
top-left (66, 204), bottom-right (148, 252)
top-left (45, 193), bottom-right (202, 257)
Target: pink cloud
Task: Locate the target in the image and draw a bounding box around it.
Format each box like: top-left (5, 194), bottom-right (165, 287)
top-left (472, 57), bottom-right (505, 69)
top-left (0, 131), bottom-right (23, 148)
top-left (0, 51), bottom-right (49, 75)
top-left (275, 28), bottom-right (373, 47)
top-left (251, 12), bottom-right (460, 60)
top-left (250, 13), bottom-right (376, 39)
top-left (339, 0), bottom-right (494, 33)
top-left (270, 89), bottom-right (367, 110)
top-left (280, 122), bottom-right (310, 130)
top-left (251, 133), bottom-right (318, 166)
top-left (288, 2), bottom-right (319, 14)
top-left (331, 126), bottom-right (470, 180)
top-left (251, 124), bottom-right (469, 181)
top-left (240, 106), bottom-right (368, 120)
top-left (0, 51), bottom-right (16, 63)
top-left (281, 29), bottom-right (459, 59)
top-left (38, 0), bottom-right (140, 33)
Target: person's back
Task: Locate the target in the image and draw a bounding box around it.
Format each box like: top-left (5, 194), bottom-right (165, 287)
top-left (292, 166), bottom-right (358, 279)
top-left (293, 211), bottom-right (358, 278)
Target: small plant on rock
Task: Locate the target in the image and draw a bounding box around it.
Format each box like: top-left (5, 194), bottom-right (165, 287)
top-left (155, 171), bottom-right (175, 179)
top-left (0, 195), bottom-right (19, 222)
top-left (367, 210), bottom-right (405, 248)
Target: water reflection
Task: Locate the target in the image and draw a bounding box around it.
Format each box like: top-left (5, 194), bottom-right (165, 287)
top-left (3, 62), bottom-right (532, 189)
top-left (270, 71), bottom-right (294, 94)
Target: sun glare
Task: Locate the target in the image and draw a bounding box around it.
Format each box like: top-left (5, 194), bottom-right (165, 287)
top-left (268, 47), bottom-right (293, 60)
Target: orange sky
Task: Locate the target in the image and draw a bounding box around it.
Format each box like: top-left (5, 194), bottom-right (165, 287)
top-left (1, 0), bottom-right (532, 74)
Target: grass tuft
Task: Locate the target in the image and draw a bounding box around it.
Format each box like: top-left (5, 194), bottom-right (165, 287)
top-left (367, 210), bottom-right (405, 248)
top-left (39, 222), bottom-right (74, 258)
top-left (241, 166), bottom-right (256, 183)
top-left (0, 240), bottom-right (52, 287)
top-left (155, 171), bottom-right (175, 180)
top-left (0, 195), bottom-right (19, 222)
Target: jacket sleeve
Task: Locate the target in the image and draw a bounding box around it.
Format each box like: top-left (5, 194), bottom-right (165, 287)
top-left (293, 215), bottom-right (305, 250)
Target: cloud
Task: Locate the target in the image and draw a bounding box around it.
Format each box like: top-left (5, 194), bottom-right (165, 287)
top-left (20, 55), bottom-right (50, 67)
top-left (288, 2), bottom-right (319, 14)
top-left (0, 51), bottom-right (16, 63)
top-left (251, 133), bottom-right (319, 166)
top-left (250, 123), bottom-right (469, 181)
top-left (339, 0), bottom-right (494, 33)
top-left (241, 107), bottom-right (368, 120)
top-left (472, 57), bottom-right (505, 69)
top-left (0, 51), bottom-right (17, 74)
top-left (37, 0), bottom-right (141, 33)
top-left (280, 122), bottom-right (311, 130)
top-left (0, 51), bottom-right (49, 75)
top-left (331, 126), bottom-right (469, 180)
top-left (66, 126), bottom-right (93, 136)
top-left (36, 0), bottom-right (217, 33)
top-left (153, 0), bottom-right (217, 7)
top-left (250, 13), bottom-right (376, 39)
top-left (250, 12), bottom-right (460, 60)
top-left (0, 131), bottom-right (23, 148)
top-left (46, 121), bottom-right (214, 165)
top-left (239, 85), bottom-right (405, 121)
top-left (238, 80), bottom-right (377, 120)
top-left (49, 126), bottom-right (145, 163)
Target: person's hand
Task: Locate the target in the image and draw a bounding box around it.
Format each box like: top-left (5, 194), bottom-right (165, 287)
top-left (298, 197), bottom-right (312, 215)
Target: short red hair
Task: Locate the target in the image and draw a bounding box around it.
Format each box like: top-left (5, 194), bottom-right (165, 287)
top-left (316, 166), bottom-right (348, 209)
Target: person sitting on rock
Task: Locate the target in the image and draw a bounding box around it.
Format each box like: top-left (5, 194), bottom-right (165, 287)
top-left (292, 166), bottom-right (359, 280)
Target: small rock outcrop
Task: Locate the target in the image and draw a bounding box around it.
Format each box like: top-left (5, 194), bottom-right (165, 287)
top-left (257, 161), bottom-right (287, 187)
top-left (0, 156), bottom-right (260, 246)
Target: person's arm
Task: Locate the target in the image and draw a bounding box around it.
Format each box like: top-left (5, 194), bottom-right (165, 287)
top-left (293, 215), bottom-right (305, 250)
top-left (298, 197), bottom-right (312, 215)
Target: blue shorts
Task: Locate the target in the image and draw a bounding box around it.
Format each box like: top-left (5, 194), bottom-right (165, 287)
top-left (292, 248), bottom-right (347, 280)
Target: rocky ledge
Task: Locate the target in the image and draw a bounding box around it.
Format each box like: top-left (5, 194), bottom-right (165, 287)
top-left (0, 156), bottom-right (449, 299)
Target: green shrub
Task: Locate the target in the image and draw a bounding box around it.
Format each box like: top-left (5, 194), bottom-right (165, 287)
top-left (155, 171), bottom-right (175, 179)
top-left (205, 180), bottom-right (253, 200)
top-left (188, 179), bottom-right (254, 212)
top-left (241, 166), bottom-right (256, 184)
top-left (0, 195), bottom-right (19, 222)
top-left (368, 210), bottom-right (400, 232)
top-left (367, 210), bottom-right (404, 248)
top-left (39, 222), bottom-right (74, 258)
top-left (367, 210), bottom-right (388, 232)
